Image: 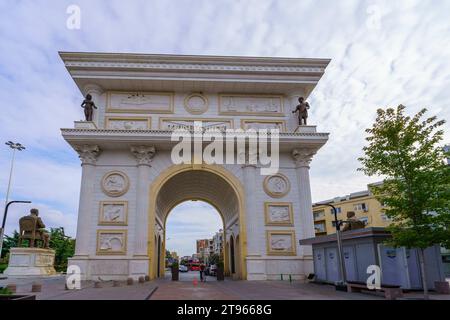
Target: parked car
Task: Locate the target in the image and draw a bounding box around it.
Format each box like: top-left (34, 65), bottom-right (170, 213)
top-left (179, 265), bottom-right (188, 272)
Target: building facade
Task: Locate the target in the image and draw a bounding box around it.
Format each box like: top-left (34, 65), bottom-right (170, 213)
top-left (61, 52), bottom-right (330, 281)
top-left (312, 183), bottom-right (391, 236)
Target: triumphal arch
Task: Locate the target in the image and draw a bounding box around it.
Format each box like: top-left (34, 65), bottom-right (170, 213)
top-left (60, 52), bottom-right (330, 280)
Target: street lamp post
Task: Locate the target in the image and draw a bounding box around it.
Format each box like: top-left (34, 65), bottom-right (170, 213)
top-left (324, 203), bottom-right (347, 289)
top-left (0, 141), bottom-right (27, 260)
top-left (4, 141), bottom-right (26, 209)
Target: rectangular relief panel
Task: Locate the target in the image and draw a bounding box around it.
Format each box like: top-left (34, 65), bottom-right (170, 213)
top-left (159, 117), bottom-right (233, 131)
top-left (264, 202), bottom-right (293, 226)
top-left (105, 116), bottom-right (151, 130)
top-left (96, 230), bottom-right (127, 255)
top-left (219, 94), bottom-right (284, 116)
top-left (266, 230), bottom-right (296, 256)
top-left (99, 201), bottom-right (128, 226)
top-left (107, 91), bottom-right (174, 113)
top-left (241, 119), bottom-right (286, 132)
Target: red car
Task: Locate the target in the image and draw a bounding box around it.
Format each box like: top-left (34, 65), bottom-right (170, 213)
top-left (190, 265), bottom-right (200, 271)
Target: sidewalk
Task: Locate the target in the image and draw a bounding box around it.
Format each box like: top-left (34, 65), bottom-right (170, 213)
top-left (0, 275), bottom-right (157, 300)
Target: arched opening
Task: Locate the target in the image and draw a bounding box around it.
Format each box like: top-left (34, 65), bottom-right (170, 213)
top-left (165, 201), bottom-right (223, 280)
top-left (148, 165), bottom-right (247, 280)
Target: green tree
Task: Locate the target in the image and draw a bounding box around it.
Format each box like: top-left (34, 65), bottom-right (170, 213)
top-left (48, 227), bottom-right (75, 272)
top-left (358, 105), bottom-right (450, 299)
top-left (1, 230), bottom-right (20, 261)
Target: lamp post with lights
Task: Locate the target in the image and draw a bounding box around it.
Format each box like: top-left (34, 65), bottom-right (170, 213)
top-left (0, 141), bottom-right (27, 259)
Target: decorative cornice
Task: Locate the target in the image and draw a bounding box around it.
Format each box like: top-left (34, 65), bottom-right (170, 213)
top-left (61, 128), bottom-right (329, 137)
top-left (74, 144), bottom-right (101, 165)
top-left (292, 148), bottom-right (316, 168)
top-left (130, 145), bottom-right (156, 166)
top-left (64, 61), bottom-right (326, 74)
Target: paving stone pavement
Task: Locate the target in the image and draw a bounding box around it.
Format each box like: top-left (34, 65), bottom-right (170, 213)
top-left (0, 275), bottom-right (157, 300)
top-left (1, 274), bottom-right (449, 300)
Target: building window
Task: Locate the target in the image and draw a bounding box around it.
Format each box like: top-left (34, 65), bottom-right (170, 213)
top-left (381, 214), bottom-right (391, 221)
top-left (314, 222), bottom-right (326, 233)
top-left (354, 203), bottom-right (368, 211)
top-left (330, 207), bottom-right (341, 215)
top-left (359, 216), bottom-right (369, 225)
top-left (313, 210), bottom-right (325, 220)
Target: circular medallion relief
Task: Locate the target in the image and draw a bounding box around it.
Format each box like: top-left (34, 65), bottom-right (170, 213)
top-left (101, 171), bottom-right (130, 197)
top-left (184, 93), bottom-right (208, 115)
top-left (263, 173), bottom-right (290, 198)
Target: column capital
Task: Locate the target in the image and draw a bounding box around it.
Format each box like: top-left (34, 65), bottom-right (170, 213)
top-left (292, 148), bottom-right (316, 168)
top-left (131, 145), bottom-right (156, 166)
top-left (239, 148), bottom-right (258, 168)
top-left (74, 145), bottom-right (101, 165)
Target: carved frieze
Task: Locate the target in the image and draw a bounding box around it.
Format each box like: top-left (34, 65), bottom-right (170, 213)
top-left (266, 231), bottom-right (296, 256)
top-left (264, 202), bottom-right (293, 226)
top-left (96, 230), bottom-right (127, 255)
top-left (99, 201), bottom-right (128, 226)
top-left (107, 91), bottom-right (174, 113)
top-left (105, 116), bottom-right (151, 130)
top-left (219, 94), bottom-right (284, 116)
top-left (159, 117), bottom-right (233, 131)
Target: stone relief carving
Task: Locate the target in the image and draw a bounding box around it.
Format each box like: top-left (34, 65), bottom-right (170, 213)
top-left (101, 171), bottom-right (129, 197)
top-left (99, 201), bottom-right (127, 225)
top-left (159, 118), bottom-right (232, 131)
top-left (267, 231), bottom-right (295, 255)
top-left (263, 174), bottom-right (290, 198)
top-left (97, 231), bottom-right (127, 254)
top-left (108, 92), bottom-right (173, 113)
top-left (184, 93), bottom-right (208, 115)
top-left (241, 120), bottom-right (285, 131)
top-left (74, 145), bottom-right (102, 165)
top-left (106, 118), bottom-right (150, 130)
top-left (219, 95), bottom-right (283, 115)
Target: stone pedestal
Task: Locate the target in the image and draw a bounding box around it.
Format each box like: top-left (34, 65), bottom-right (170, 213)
top-left (3, 248), bottom-right (56, 277)
top-left (74, 121), bottom-right (97, 129)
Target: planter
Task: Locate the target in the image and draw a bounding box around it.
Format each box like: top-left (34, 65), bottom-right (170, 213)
top-left (171, 266), bottom-right (179, 281)
top-left (0, 294), bottom-right (36, 300)
top-left (216, 267), bottom-right (224, 281)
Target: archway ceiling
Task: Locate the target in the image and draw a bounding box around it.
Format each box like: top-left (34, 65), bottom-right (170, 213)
top-left (156, 170), bottom-right (239, 225)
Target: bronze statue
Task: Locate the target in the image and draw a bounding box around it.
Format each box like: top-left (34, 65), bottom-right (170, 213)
top-left (81, 94), bottom-right (97, 122)
top-left (292, 97), bottom-right (310, 125)
top-left (18, 209), bottom-right (50, 248)
top-left (341, 211), bottom-right (365, 232)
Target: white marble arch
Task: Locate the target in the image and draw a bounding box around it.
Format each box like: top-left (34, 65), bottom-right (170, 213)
top-left (61, 52), bottom-right (330, 281)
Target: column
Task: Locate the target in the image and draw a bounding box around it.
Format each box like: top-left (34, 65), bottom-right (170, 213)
top-left (291, 148), bottom-right (316, 256)
top-left (131, 145), bottom-right (156, 256)
top-left (83, 84), bottom-right (104, 127)
top-left (242, 149), bottom-right (259, 256)
top-left (73, 145), bottom-right (101, 256)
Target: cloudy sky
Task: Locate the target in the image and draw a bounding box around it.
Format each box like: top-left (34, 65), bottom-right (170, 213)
top-left (0, 0), bottom-right (449, 257)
